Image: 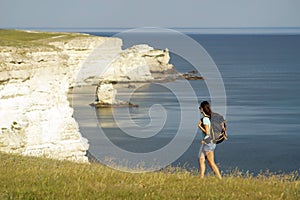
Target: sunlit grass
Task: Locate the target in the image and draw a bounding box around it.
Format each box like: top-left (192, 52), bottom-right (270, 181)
top-left (0, 29), bottom-right (91, 48)
top-left (0, 152), bottom-right (299, 199)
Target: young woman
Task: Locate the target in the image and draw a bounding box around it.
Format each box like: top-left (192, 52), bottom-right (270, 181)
top-left (198, 101), bottom-right (222, 179)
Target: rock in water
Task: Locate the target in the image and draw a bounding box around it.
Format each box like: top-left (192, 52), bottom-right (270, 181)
top-left (95, 82), bottom-right (117, 105)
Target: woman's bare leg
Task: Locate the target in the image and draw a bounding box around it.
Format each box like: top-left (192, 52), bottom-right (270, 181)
top-left (199, 157), bottom-right (206, 178)
top-left (206, 151), bottom-right (222, 179)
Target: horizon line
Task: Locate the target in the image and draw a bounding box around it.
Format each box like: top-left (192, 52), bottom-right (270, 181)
top-left (2, 27), bottom-right (300, 35)
top-left (2, 26), bottom-right (300, 29)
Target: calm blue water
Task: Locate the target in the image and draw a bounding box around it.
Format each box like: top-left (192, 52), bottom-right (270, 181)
top-left (72, 33), bottom-right (300, 174)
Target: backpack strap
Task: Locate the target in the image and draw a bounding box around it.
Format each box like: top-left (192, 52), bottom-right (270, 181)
top-left (208, 117), bottom-right (215, 142)
top-left (210, 124), bottom-right (215, 142)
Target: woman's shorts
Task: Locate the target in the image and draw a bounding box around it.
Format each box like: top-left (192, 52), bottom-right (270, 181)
top-left (198, 143), bottom-right (216, 159)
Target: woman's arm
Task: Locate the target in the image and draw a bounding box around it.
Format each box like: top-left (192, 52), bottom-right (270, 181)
top-left (198, 121), bottom-right (209, 135)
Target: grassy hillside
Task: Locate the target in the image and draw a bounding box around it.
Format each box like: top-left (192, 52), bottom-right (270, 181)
top-left (0, 152), bottom-right (299, 199)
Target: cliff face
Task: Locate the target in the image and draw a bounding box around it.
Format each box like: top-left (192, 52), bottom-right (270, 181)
top-left (0, 32), bottom-right (122, 162)
top-left (0, 30), bottom-right (174, 162)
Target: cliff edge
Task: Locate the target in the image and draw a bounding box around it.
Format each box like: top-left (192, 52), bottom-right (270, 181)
top-left (0, 30), bottom-right (122, 162)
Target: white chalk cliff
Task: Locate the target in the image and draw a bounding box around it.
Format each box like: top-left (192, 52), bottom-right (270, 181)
top-left (0, 30), bottom-right (174, 162)
top-left (0, 32), bottom-right (122, 162)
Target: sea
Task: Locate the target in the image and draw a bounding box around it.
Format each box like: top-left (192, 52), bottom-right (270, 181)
top-left (69, 30), bottom-right (300, 175)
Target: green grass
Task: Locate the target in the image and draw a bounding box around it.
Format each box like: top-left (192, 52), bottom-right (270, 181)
top-left (0, 152), bottom-right (299, 199)
top-left (0, 29), bottom-right (91, 48)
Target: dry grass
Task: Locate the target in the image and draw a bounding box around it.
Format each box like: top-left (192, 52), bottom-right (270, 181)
top-left (0, 152), bottom-right (299, 199)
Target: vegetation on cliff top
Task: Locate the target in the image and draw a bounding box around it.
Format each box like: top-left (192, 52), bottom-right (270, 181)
top-left (0, 29), bottom-right (91, 48)
top-left (0, 152), bottom-right (299, 199)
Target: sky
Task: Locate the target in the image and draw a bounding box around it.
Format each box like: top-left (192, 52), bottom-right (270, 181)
top-left (1, 0), bottom-right (300, 30)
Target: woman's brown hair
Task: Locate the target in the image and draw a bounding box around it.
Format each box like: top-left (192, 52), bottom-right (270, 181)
top-left (199, 101), bottom-right (212, 117)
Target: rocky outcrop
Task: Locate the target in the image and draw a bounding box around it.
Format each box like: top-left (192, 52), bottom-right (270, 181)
top-left (99, 44), bottom-right (174, 82)
top-left (0, 32), bottom-right (122, 162)
top-left (93, 44), bottom-right (175, 107)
